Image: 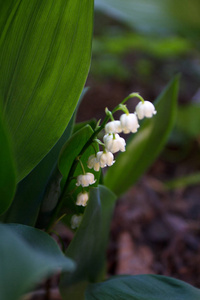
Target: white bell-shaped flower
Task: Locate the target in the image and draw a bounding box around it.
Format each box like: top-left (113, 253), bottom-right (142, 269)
top-left (76, 173), bottom-right (96, 187)
top-left (120, 113), bottom-right (139, 134)
top-left (103, 133), bottom-right (126, 153)
top-left (97, 151), bottom-right (115, 168)
top-left (105, 120), bottom-right (122, 134)
top-left (76, 192), bottom-right (89, 207)
top-left (71, 214), bottom-right (82, 229)
top-left (87, 154), bottom-right (100, 171)
top-left (135, 101), bottom-right (157, 120)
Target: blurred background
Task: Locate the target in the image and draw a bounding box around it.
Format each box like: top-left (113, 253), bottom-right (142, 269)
top-left (76, 0), bottom-right (200, 287)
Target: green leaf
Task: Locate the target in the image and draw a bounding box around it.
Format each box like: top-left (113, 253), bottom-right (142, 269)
top-left (85, 274), bottom-right (200, 300)
top-left (59, 124), bottom-right (100, 208)
top-left (3, 115), bottom-right (74, 226)
top-left (73, 119), bottom-right (97, 134)
top-left (105, 76), bottom-right (179, 196)
top-left (39, 125), bottom-right (98, 231)
top-left (176, 103), bottom-right (200, 138)
top-left (0, 108), bottom-right (16, 215)
top-left (60, 185), bottom-right (116, 298)
top-left (3, 88), bottom-right (88, 226)
top-left (0, 223), bottom-right (75, 300)
top-left (0, 0), bottom-right (94, 181)
top-left (58, 125), bottom-right (95, 188)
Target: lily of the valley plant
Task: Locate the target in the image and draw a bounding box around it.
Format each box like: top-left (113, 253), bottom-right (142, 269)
top-left (1, 1), bottom-right (197, 300)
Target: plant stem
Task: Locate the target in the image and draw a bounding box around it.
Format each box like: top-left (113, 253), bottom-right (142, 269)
top-left (121, 92), bottom-right (145, 104)
top-left (77, 157), bottom-right (86, 174)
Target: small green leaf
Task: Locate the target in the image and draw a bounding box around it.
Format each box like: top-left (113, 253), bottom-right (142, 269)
top-left (85, 274), bottom-right (200, 300)
top-left (59, 124), bottom-right (100, 199)
top-left (58, 125), bottom-right (95, 188)
top-left (60, 185), bottom-right (116, 298)
top-left (0, 108), bottom-right (16, 215)
top-left (0, 223), bottom-right (75, 300)
top-left (73, 119), bottom-right (97, 134)
top-left (105, 76), bottom-right (179, 196)
top-left (38, 125), bottom-right (100, 231)
top-left (0, 0), bottom-right (94, 181)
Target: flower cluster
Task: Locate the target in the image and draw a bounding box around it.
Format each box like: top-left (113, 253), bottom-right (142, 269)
top-left (71, 97), bottom-right (156, 228)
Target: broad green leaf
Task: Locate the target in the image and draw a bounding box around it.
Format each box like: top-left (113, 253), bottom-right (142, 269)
top-left (3, 116), bottom-right (74, 226)
top-left (176, 104), bottom-right (200, 138)
top-left (85, 274), bottom-right (200, 300)
top-left (60, 185), bottom-right (116, 299)
top-left (95, 0), bottom-right (200, 36)
top-left (0, 108), bottom-right (16, 215)
top-left (0, 0), bottom-right (94, 181)
top-left (105, 76), bottom-right (179, 196)
top-left (3, 88), bottom-right (88, 226)
top-left (0, 223), bottom-right (75, 300)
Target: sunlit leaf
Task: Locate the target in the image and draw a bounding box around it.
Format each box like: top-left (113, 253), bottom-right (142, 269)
top-left (0, 0), bottom-right (94, 181)
top-left (3, 88), bottom-right (88, 226)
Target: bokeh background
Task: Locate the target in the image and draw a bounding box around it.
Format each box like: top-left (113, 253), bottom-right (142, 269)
top-left (76, 0), bottom-right (200, 287)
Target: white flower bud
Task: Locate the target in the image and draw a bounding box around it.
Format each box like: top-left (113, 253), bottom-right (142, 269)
top-left (71, 214), bottom-right (82, 229)
top-left (105, 120), bottom-right (122, 134)
top-left (135, 101), bottom-right (157, 120)
top-left (76, 192), bottom-right (89, 207)
top-left (97, 151), bottom-right (115, 168)
top-left (103, 133), bottom-right (126, 153)
top-left (76, 173), bottom-right (96, 187)
top-left (87, 154), bottom-right (100, 171)
top-left (120, 113), bottom-right (139, 134)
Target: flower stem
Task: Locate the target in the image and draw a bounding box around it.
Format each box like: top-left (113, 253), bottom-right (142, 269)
top-left (118, 104), bottom-right (129, 115)
top-left (105, 108), bottom-right (115, 121)
top-left (77, 157), bottom-right (86, 174)
top-left (121, 92), bottom-right (145, 104)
